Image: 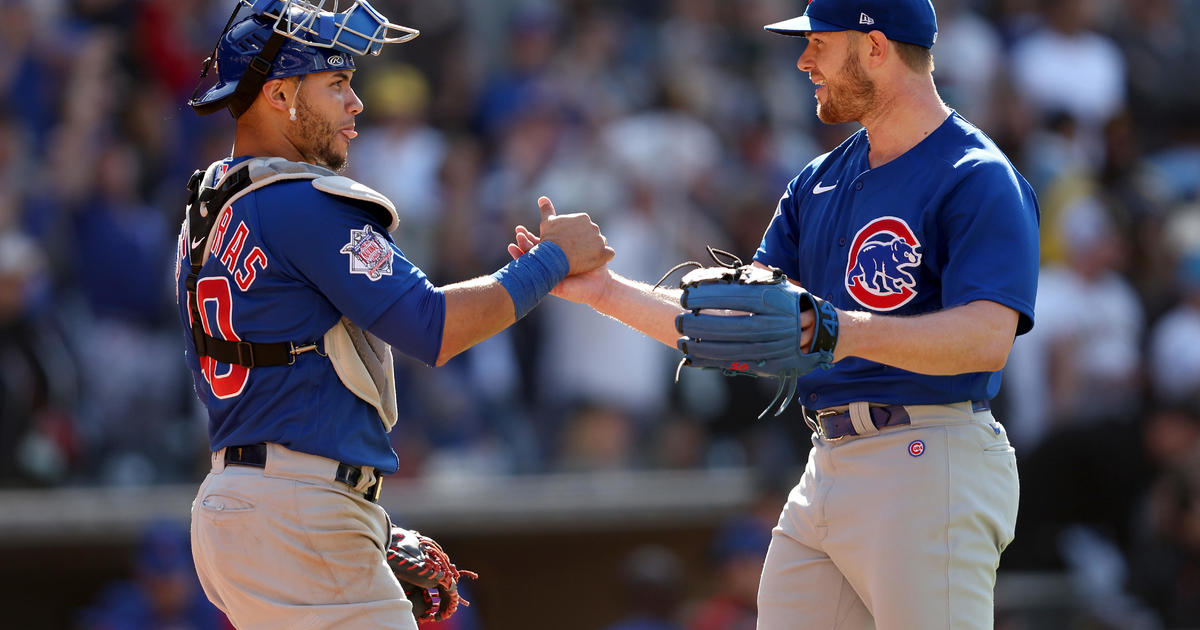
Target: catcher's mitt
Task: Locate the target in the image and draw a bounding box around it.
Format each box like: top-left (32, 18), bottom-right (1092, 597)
top-left (674, 255), bottom-right (839, 418)
top-left (386, 526), bottom-right (479, 623)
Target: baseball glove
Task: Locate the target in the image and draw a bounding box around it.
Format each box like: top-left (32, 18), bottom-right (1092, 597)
top-left (674, 258), bottom-right (839, 418)
top-left (386, 526), bottom-right (479, 623)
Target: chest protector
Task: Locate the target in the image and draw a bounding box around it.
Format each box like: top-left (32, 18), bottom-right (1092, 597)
top-left (184, 157), bottom-right (399, 431)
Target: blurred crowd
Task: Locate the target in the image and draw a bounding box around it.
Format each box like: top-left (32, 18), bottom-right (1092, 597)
top-left (2, 0), bottom-right (1200, 627)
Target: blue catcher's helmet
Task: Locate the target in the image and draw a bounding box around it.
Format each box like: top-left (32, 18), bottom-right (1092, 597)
top-left (190, 0), bottom-right (419, 118)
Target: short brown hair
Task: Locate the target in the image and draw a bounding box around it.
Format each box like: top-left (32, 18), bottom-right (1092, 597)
top-left (847, 32), bottom-right (934, 75)
top-left (893, 41), bottom-right (934, 74)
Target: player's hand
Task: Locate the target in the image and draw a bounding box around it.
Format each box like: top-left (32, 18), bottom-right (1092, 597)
top-left (526, 196), bottom-right (614, 275)
top-left (794, 279), bottom-right (816, 349)
top-left (508, 226), bottom-right (613, 305)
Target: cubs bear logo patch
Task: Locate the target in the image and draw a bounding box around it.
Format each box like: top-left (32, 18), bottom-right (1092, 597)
top-left (340, 225), bottom-right (394, 281)
top-left (845, 216), bottom-right (923, 311)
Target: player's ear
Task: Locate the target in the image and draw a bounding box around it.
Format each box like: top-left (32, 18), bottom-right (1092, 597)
top-left (260, 78), bottom-right (293, 114)
top-left (864, 30), bottom-right (888, 68)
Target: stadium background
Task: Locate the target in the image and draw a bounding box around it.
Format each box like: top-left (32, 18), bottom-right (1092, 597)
top-left (2, 0), bottom-right (1200, 628)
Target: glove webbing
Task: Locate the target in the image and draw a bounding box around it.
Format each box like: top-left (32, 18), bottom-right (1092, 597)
top-left (653, 246), bottom-right (744, 290)
top-left (420, 537), bottom-right (479, 596)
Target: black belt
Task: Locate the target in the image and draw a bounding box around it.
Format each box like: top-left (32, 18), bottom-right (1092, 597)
top-left (804, 400), bottom-right (990, 441)
top-left (223, 444), bottom-right (383, 503)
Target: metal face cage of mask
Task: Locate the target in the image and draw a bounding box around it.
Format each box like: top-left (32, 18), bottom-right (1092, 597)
top-left (246, 0), bottom-right (419, 56)
top-left (189, 0), bottom-right (419, 117)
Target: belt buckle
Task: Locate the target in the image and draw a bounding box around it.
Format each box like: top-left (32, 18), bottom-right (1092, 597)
top-left (814, 408), bottom-right (851, 442)
top-left (365, 477), bottom-right (383, 503)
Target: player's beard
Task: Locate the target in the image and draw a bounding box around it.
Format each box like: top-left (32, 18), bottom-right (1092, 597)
top-left (293, 98), bottom-right (349, 172)
top-left (816, 50), bottom-right (877, 125)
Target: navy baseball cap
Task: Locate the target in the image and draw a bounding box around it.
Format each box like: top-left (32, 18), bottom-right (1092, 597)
top-left (765, 0), bottom-right (938, 49)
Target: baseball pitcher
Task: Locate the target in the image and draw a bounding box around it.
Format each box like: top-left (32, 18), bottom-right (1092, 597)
top-left (508, 0), bottom-right (1039, 628)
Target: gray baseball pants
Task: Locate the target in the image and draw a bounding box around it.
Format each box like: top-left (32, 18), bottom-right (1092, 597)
top-left (757, 402), bottom-right (1020, 630)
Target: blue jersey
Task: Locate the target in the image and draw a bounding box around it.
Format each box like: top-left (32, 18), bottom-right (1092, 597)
top-left (175, 157), bottom-right (445, 472)
top-left (755, 113), bottom-right (1039, 408)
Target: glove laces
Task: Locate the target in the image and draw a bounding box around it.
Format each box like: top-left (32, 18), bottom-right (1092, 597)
top-left (418, 538), bottom-right (479, 605)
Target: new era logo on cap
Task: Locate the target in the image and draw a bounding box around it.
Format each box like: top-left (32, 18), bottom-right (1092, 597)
top-left (764, 0), bottom-right (938, 49)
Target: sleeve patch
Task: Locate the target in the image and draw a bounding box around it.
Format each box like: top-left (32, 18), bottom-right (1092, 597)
top-left (340, 225), bottom-right (395, 281)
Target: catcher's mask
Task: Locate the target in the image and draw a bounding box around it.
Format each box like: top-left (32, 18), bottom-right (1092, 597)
top-left (189, 0), bottom-right (419, 118)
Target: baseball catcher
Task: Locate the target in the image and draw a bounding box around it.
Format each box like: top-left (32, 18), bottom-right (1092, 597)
top-left (181, 1), bottom-right (610, 628)
top-left (673, 252), bottom-right (839, 418)
top-left (386, 527), bottom-right (478, 623)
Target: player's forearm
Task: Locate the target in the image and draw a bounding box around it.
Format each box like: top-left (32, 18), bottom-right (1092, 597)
top-left (589, 272), bottom-right (686, 348)
top-left (833, 300), bottom-right (1018, 375)
top-left (435, 278), bottom-right (516, 366)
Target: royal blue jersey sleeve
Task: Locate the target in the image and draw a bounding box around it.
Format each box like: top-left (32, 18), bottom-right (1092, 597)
top-left (937, 153), bottom-right (1040, 335)
top-left (757, 156), bottom-right (829, 278)
top-left (757, 179), bottom-right (803, 275)
top-left (255, 182), bottom-right (446, 365)
top-left (364, 286), bottom-right (446, 366)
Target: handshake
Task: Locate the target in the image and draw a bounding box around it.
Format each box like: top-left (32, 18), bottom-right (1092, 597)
top-left (505, 198), bottom-right (841, 420)
top-left (510, 196), bottom-right (612, 275)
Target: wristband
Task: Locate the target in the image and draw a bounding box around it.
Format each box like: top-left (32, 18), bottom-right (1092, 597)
top-left (491, 241), bottom-right (569, 320)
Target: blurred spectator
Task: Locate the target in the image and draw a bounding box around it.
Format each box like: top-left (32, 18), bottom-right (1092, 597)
top-left (65, 141), bottom-right (195, 485)
top-left (1010, 0), bottom-right (1126, 130)
top-left (131, 0), bottom-right (204, 98)
top-left (1098, 112), bottom-right (1178, 321)
top-left (1008, 0), bottom-right (1128, 189)
top-left (1005, 198), bottom-right (1143, 450)
top-left (76, 521), bottom-right (231, 630)
top-left (602, 545), bottom-right (686, 630)
top-left (1112, 0), bottom-right (1200, 152)
top-left (1129, 451), bottom-right (1200, 628)
top-left (1056, 523), bottom-right (1162, 630)
top-left (930, 0), bottom-right (1006, 130)
top-left (473, 2), bottom-right (561, 141)
top-left (685, 516), bottom-right (771, 630)
top-left (0, 230), bottom-right (81, 486)
top-left (0, 0), bottom-right (61, 147)
top-left (1149, 250), bottom-right (1200, 401)
top-left (600, 85), bottom-right (721, 196)
top-left (1143, 401), bottom-right (1200, 475)
top-left (1019, 111), bottom-right (1094, 210)
top-left (555, 403), bottom-right (636, 472)
top-left (350, 64), bottom-right (447, 267)
top-left (545, 10), bottom-right (644, 127)
top-left (0, 109), bottom-right (33, 227)
top-left (1004, 201), bottom-right (1155, 576)
top-left (70, 142), bottom-right (172, 326)
top-left (534, 180), bottom-right (688, 423)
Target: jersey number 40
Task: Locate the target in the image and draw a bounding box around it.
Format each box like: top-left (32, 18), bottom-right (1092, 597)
top-left (193, 277), bottom-right (250, 399)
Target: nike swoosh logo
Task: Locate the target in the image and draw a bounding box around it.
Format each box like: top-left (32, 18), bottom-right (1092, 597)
top-left (813, 181), bottom-right (838, 195)
top-left (191, 237), bottom-right (205, 250)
